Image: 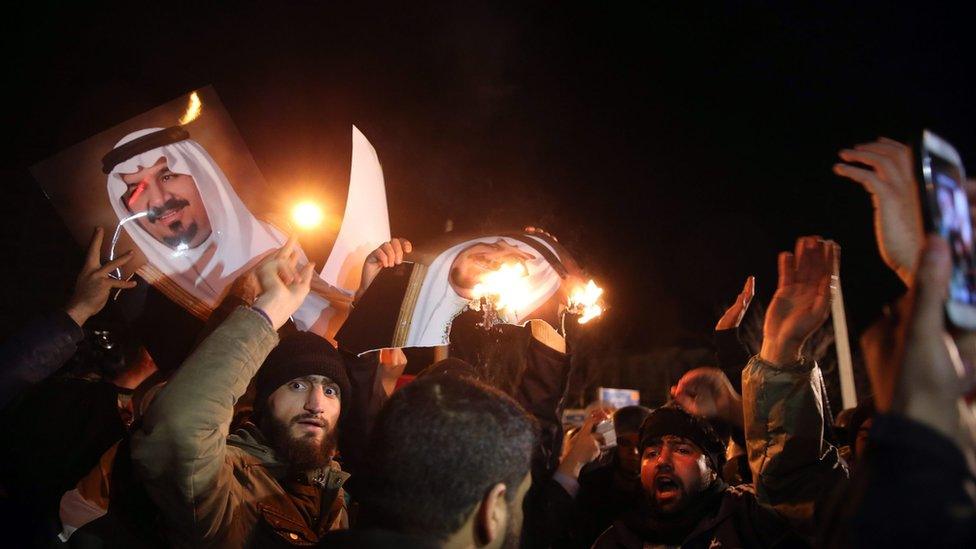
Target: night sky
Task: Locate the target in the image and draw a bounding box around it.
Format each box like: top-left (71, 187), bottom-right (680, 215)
top-left (4, 2), bottom-right (976, 354)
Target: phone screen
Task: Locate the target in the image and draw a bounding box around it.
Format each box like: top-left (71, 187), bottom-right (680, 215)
top-left (928, 154), bottom-right (976, 305)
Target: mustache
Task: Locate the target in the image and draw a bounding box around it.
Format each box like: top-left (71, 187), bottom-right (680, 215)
top-left (291, 413), bottom-right (330, 429)
top-left (146, 199), bottom-right (190, 223)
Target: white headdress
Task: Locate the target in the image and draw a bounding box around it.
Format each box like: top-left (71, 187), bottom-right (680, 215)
top-left (105, 128), bottom-right (329, 330)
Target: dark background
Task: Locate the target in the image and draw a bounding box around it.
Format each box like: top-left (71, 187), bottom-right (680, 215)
top-left (3, 1), bottom-right (975, 355)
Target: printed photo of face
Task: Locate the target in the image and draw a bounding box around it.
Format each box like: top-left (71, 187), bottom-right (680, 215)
top-left (449, 239), bottom-right (536, 299)
top-left (120, 156), bottom-right (212, 249)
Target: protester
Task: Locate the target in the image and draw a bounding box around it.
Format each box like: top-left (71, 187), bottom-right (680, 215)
top-left (593, 404), bottom-right (802, 548)
top-left (0, 227), bottom-right (137, 408)
top-left (551, 405), bottom-right (652, 547)
top-left (673, 237), bottom-right (849, 541)
top-left (0, 227), bottom-right (147, 545)
top-left (131, 237), bottom-right (354, 547)
top-left (322, 373), bottom-right (537, 548)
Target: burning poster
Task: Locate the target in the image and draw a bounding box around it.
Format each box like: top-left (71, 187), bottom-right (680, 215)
top-left (31, 86), bottom-right (389, 337)
top-left (337, 230), bottom-right (604, 355)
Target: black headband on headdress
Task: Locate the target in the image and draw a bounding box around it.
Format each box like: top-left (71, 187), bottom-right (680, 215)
top-left (101, 126), bottom-right (190, 174)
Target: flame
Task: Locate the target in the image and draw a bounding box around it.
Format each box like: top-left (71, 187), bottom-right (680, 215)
top-left (291, 201), bottom-right (324, 230)
top-left (568, 279), bottom-right (604, 324)
top-left (472, 263), bottom-right (533, 315)
top-left (178, 92), bottom-right (203, 125)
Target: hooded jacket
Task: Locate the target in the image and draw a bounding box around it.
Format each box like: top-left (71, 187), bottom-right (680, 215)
top-left (131, 307), bottom-right (348, 547)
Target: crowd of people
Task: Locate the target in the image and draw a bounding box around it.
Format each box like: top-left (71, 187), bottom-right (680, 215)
top-left (1, 135), bottom-right (975, 548)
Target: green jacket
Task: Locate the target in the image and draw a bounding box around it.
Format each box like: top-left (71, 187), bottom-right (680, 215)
top-left (742, 355), bottom-right (849, 536)
top-left (132, 307), bottom-right (349, 547)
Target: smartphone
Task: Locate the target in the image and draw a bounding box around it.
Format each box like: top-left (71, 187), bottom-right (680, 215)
top-left (594, 418), bottom-right (617, 450)
top-left (917, 129), bottom-right (976, 329)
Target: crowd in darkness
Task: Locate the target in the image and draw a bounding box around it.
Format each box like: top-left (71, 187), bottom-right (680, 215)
top-left (1, 135), bottom-right (975, 548)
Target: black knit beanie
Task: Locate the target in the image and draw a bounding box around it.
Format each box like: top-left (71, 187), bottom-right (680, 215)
top-left (252, 331), bottom-right (350, 420)
top-left (639, 405), bottom-right (727, 472)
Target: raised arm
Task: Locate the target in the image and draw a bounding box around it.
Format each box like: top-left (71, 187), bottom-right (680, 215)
top-left (0, 227), bottom-right (135, 408)
top-left (742, 236), bottom-right (848, 530)
top-left (131, 238), bottom-right (313, 542)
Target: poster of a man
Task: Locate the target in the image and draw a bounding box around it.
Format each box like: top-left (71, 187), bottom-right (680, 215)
top-left (336, 229), bottom-right (597, 354)
top-left (31, 87), bottom-right (343, 331)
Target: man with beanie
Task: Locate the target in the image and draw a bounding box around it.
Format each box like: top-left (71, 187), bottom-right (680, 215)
top-left (593, 405), bottom-right (799, 548)
top-left (132, 238), bottom-right (351, 547)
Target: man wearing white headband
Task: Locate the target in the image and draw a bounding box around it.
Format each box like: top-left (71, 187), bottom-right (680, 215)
top-left (102, 126), bottom-right (330, 330)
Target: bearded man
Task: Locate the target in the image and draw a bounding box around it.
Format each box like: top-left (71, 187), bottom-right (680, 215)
top-left (593, 406), bottom-right (802, 548)
top-left (131, 238), bottom-right (350, 547)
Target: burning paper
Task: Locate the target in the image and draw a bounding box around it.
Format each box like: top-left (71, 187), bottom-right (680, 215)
top-left (471, 262), bottom-right (533, 319)
top-left (568, 279), bottom-right (604, 324)
top-left (178, 92), bottom-right (202, 125)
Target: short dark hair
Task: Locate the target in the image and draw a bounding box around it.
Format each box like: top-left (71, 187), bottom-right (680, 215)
top-left (357, 374), bottom-right (537, 540)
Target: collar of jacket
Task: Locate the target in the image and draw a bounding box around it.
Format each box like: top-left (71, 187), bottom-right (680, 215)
top-left (227, 422), bottom-right (351, 488)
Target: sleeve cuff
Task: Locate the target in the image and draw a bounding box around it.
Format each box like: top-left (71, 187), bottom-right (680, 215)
top-left (552, 470), bottom-right (580, 498)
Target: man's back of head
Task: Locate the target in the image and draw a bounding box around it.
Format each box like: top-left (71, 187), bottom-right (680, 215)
top-left (357, 374), bottom-right (537, 547)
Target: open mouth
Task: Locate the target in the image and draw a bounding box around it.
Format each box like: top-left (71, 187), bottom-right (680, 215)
top-left (654, 476), bottom-right (681, 498)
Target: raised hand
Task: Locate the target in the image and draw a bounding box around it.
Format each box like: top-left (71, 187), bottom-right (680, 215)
top-left (760, 236), bottom-right (838, 366)
top-left (65, 227), bottom-right (138, 327)
top-left (834, 137), bottom-right (923, 285)
top-left (252, 236), bottom-right (315, 330)
top-left (672, 367), bottom-right (743, 428)
top-left (892, 236), bottom-right (976, 442)
top-left (356, 238), bottom-right (412, 301)
top-left (715, 276), bottom-right (755, 331)
top-left (557, 407), bottom-right (612, 479)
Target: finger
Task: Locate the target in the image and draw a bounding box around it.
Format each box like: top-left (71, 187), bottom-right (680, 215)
top-left (877, 136), bottom-right (911, 152)
top-left (371, 246), bottom-right (390, 267)
top-left (402, 239), bottom-right (413, 254)
top-left (389, 239), bottom-right (404, 264)
top-left (811, 273), bottom-right (833, 321)
top-left (279, 259), bottom-right (300, 286)
top-left (794, 237), bottom-right (816, 284)
top-left (874, 137), bottom-right (914, 175)
top-left (839, 148), bottom-right (894, 174)
top-left (94, 251), bottom-right (134, 277)
top-left (741, 275), bottom-right (756, 304)
top-left (853, 141), bottom-right (903, 159)
top-left (777, 251), bottom-right (795, 289)
top-left (109, 278), bottom-right (138, 290)
top-left (85, 227), bottom-right (104, 270)
top-left (833, 163), bottom-right (884, 194)
top-left (380, 242), bottom-right (395, 267)
top-left (295, 262), bottom-right (315, 291)
top-left (909, 236), bottom-right (952, 340)
top-left (276, 235), bottom-right (299, 262)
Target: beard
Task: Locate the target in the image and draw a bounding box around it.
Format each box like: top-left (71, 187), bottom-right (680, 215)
top-left (161, 220), bottom-right (199, 248)
top-left (262, 413), bottom-right (338, 471)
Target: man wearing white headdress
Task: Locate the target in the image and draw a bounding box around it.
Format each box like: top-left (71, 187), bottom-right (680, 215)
top-left (102, 126), bottom-right (330, 330)
top-left (406, 235), bottom-right (565, 347)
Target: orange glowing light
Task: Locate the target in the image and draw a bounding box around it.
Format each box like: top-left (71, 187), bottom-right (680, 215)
top-left (568, 279), bottom-right (604, 324)
top-left (291, 201), bottom-right (325, 230)
top-left (472, 262), bottom-right (532, 315)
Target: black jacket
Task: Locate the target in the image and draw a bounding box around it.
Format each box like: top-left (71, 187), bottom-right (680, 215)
top-left (593, 484), bottom-right (806, 549)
